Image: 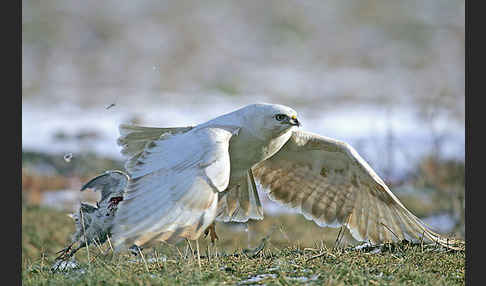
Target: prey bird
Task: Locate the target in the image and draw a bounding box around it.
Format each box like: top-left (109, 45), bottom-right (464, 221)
top-left (111, 103), bottom-right (464, 251)
top-left (55, 170), bottom-right (128, 260)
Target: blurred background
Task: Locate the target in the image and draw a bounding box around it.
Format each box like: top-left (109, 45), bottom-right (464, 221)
top-left (22, 0), bottom-right (464, 257)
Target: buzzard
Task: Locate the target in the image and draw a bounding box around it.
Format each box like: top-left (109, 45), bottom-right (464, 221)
top-left (111, 103), bottom-right (463, 250)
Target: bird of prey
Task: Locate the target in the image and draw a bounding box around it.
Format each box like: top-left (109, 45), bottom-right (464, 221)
top-left (55, 170), bottom-right (128, 261)
top-left (112, 103), bottom-right (463, 250)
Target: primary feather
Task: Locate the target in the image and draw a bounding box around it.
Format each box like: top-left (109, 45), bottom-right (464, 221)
top-left (252, 130), bottom-right (464, 249)
top-left (111, 103), bottom-right (463, 251)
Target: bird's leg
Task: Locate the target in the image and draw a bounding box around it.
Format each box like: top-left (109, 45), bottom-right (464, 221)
top-left (56, 241), bottom-right (86, 261)
top-left (204, 222), bottom-right (219, 244)
top-left (52, 243), bottom-right (83, 272)
top-left (67, 245), bottom-right (84, 258)
top-left (55, 242), bottom-right (74, 260)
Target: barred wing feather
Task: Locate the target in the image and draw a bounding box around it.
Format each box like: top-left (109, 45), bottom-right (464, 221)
top-left (252, 130), bottom-right (463, 249)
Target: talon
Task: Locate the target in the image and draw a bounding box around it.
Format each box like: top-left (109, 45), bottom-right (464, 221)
top-left (212, 232), bottom-right (219, 243)
top-left (55, 244), bottom-right (74, 260)
top-left (205, 222), bottom-right (219, 244)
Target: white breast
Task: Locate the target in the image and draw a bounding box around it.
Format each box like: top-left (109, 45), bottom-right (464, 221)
top-left (227, 128), bottom-right (292, 184)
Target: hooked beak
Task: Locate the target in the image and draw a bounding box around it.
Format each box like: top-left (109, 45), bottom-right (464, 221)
top-left (288, 115), bottom-right (301, 127)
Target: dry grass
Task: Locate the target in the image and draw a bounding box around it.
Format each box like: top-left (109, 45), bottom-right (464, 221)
top-left (21, 150), bottom-right (465, 284)
top-left (22, 204), bottom-right (465, 285)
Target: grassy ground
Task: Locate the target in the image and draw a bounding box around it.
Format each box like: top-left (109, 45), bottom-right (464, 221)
top-left (22, 204), bottom-right (465, 285)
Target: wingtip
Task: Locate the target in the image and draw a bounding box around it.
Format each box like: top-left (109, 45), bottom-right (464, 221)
top-left (79, 178), bottom-right (97, 192)
top-left (79, 183), bottom-right (90, 192)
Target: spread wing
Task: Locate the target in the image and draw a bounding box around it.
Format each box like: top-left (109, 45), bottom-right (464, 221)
top-left (112, 125), bottom-right (239, 249)
top-left (117, 124), bottom-right (193, 171)
top-left (252, 130), bottom-right (463, 249)
top-left (80, 170), bottom-right (129, 202)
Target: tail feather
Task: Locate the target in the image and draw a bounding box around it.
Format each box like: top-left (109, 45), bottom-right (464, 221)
top-left (216, 170), bottom-right (264, 222)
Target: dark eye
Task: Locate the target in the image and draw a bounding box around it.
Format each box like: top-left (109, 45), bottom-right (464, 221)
top-left (275, 114), bottom-right (287, 121)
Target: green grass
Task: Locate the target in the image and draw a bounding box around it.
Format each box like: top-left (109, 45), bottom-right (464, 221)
top-left (22, 204), bottom-right (465, 285)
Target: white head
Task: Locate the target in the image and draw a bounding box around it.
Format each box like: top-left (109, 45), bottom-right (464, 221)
top-left (233, 103), bottom-right (301, 140)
